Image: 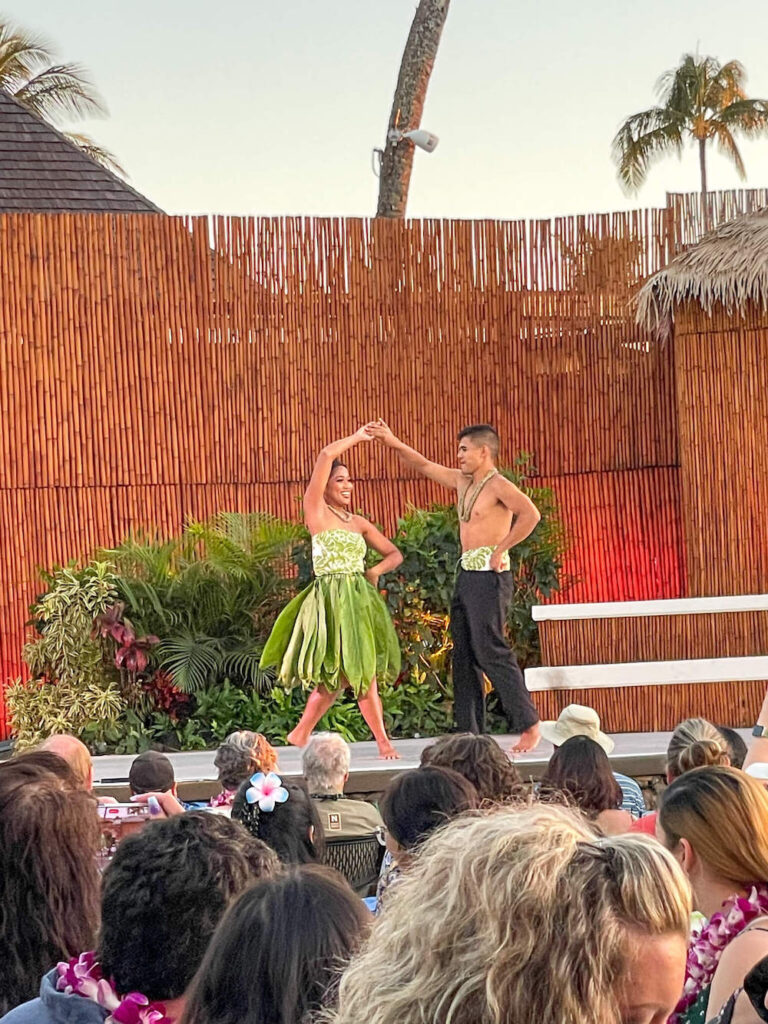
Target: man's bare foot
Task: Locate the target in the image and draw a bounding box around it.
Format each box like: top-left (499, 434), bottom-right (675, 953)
top-left (286, 726), bottom-right (311, 748)
top-left (378, 742), bottom-right (401, 760)
top-left (510, 722), bottom-right (541, 754)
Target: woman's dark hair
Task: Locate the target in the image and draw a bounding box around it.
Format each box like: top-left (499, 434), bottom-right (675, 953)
top-left (420, 733), bottom-right (519, 803)
top-left (182, 865), bottom-right (369, 1024)
top-left (232, 779), bottom-right (325, 864)
top-left (329, 459), bottom-right (347, 474)
top-left (0, 758), bottom-right (101, 1013)
top-left (540, 735), bottom-right (622, 816)
top-left (380, 766), bottom-right (478, 851)
top-left (100, 812), bottom-right (279, 1000)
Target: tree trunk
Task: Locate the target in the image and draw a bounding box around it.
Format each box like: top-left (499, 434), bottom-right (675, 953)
top-left (376, 0), bottom-right (451, 219)
top-left (699, 138), bottom-right (711, 231)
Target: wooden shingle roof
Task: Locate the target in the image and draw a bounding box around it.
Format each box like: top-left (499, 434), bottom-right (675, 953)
top-left (0, 88), bottom-right (161, 213)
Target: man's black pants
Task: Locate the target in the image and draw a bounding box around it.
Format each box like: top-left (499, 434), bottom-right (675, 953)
top-left (450, 568), bottom-right (539, 735)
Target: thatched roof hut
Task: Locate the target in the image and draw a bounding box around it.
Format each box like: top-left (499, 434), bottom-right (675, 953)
top-left (637, 206), bottom-right (768, 339)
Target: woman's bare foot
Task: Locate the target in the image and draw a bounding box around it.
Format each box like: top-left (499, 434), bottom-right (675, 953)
top-left (510, 722), bottom-right (541, 754)
top-left (378, 742), bottom-right (401, 760)
top-left (286, 726), bottom-right (311, 748)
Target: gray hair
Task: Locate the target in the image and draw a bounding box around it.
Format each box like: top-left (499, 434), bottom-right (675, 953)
top-left (302, 733), bottom-right (351, 794)
top-left (214, 731), bottom-right (277, 792)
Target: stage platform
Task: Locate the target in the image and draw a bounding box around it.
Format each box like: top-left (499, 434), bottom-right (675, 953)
top-left (91, 727), bottom-right (751, 802)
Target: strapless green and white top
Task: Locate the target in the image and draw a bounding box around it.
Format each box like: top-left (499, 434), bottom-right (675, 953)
top-left (312, 529), bottom-right (366, 576)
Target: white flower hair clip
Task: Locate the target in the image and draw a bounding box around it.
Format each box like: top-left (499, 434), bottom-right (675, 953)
top-left (245, 772), bottom-right (289, 813)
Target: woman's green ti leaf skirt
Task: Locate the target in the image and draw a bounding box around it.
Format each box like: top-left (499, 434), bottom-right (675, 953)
top-left (259, 574), bottom-right (401, 697)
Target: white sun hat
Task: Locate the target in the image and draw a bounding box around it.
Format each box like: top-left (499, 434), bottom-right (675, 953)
top-left (539, 704), bottom-right (615, 755)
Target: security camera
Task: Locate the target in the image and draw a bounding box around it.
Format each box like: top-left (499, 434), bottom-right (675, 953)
top-left (403, 129), bottom-right (439, 152)
top-left (387, 128), bottom-right (439, 153)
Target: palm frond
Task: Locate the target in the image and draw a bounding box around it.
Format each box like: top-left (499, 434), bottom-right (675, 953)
top-left (104, 535), bottom-right (181, 583)
top-left (62, 131), bottom-right (125, 177)
top-left (710, 122), bottom-right (746, 178)
top-left (221, 640), bottom-right (273, 693)
top-left (612, 108), bottom-right (685, 191)
top-left (0, 20), bottom-right (51, 84)
top-left (155, 634), bottom-right (224, 693)
top-left (13, 63), bottom-right (106, 121)
top-left (715, 98), bottom-right (768, 135)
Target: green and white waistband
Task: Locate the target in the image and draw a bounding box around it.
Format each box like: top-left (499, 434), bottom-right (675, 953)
top-left (460, 546), bottom-right (510, 572)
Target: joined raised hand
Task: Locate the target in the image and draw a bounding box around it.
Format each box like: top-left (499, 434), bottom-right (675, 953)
top-left (367, 418), bottom-right (395, 443)
top-left (354, 424), bottom-right (375, 443)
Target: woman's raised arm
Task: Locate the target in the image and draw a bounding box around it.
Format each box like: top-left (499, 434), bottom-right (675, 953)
top-left (302, 426), bottom-right (373, 526)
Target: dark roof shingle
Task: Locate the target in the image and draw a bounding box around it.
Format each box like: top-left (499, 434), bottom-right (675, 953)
top-left (0, 89), bottom-right (161, 213)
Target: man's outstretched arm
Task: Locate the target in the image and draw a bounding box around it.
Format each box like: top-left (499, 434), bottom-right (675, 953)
top-left (368, 419), bottom-right (460, 491)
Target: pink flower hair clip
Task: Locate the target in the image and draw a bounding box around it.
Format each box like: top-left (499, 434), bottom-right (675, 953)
top-left (245, 772), bottom-right (289, 812)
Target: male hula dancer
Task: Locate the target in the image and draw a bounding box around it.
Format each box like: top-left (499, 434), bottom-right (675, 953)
top-left (369, 420), bottom-right (541, 752)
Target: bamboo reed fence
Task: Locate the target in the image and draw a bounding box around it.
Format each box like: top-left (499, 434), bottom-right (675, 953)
top-left (675, 302), bottom-right (768, 598)
top-left (0, 190), bottom-right (765, 736)
top-left (539, 611), bottom-right (768, 666)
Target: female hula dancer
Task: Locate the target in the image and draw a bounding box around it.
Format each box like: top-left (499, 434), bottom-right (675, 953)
top-left (260, 426), bottom-right (403, 759)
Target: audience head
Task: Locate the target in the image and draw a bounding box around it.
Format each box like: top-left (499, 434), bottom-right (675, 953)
top-left (302, 732), bottom-right (351, 795)
top-left (333, 805), bottom-right (691, 1024)
top-left (539, 703), bottom-right (615, 753)
top-left (658, 765), bottom-right (768, 910)
top-left (214, 731), bottom-right (278, 793)
top-left (232, 777), bottom-right (324, 864)
top-left (716, 725), bottom-right (747, 770)
top-left (183, 865), bottom-right (369, 1024)
top-left (39, 733), bottom-right (93, 789)
top-left (129, 750), bottom-right (177, 795)
top-left (540, 734), bottom-right (622, 816)
top-left (0, 757), bottom-right (101, 1013)
top-left (380, 766), bottom-right (478, 856)
top-left (665, 717), bottom-right (730, 781)
top-left (12, 748), bottom-right (82, 787)
top-left (420, 733), bottom-right (519, 803)
top-left (100, 812), bottom-right (278, 1005)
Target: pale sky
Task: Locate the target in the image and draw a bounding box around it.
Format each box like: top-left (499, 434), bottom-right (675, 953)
top-left (11, 1), bottom-right (768, 219)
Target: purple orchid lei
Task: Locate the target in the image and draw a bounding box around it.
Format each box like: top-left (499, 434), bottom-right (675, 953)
top-left (56, 952), bottom-right (171, 1024)
top-left (670, 884), bottom-right (768, 1023)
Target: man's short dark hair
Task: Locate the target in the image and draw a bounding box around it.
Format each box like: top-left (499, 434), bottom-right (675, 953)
top-left (716, 726), bottom-right (748, 770)
top-left (99, 812), bottom-right (278, 1000)
top-left (129, 750), bottom-right (175, 795)
top-left (458, 424), bottom-right (500, 460)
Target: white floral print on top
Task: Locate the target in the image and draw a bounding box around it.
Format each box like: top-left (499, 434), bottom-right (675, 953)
top-left (312, 529), bottom-right (366, 576)
top-left (460, 546), bottom-right (511, 572)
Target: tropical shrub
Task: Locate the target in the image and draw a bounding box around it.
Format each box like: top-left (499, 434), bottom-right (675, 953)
top-left (106, 512), bottom-right (303, 693)
top-left (6, 563), bottom-right (126, 748)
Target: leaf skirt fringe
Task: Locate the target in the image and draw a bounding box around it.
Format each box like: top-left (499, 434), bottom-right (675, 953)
top-left (259, 574), bottom-right (401, 697)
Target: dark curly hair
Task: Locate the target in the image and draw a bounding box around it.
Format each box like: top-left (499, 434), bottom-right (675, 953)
top-left (380, 766), bottom-right (478, 851)
top-left (182, 865), bottom-right (370, 1024)
top-left (99, 812), bottom-right (279, 1000)
top-left (420, 733), bottom-right (519, 804)
top-left (0, 756), bottom-right (101, 1013)
top-left (540, 735), bottom-right (622, 816)
top-left (232, 778), bottom-right (325, 864)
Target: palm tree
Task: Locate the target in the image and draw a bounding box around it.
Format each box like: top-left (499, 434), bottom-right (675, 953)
top-left (376, 0), bottom-right (451, 218)
top-left (0, 17), bottom-right (123, 174)
top-left (613, 54), bottom-right (768, 219)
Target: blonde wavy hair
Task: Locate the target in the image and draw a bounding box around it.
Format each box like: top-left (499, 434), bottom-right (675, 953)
top-left (331, 805), bottom-right (691, 1024)
top-left (666, 717), bottom-right (729, 780)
